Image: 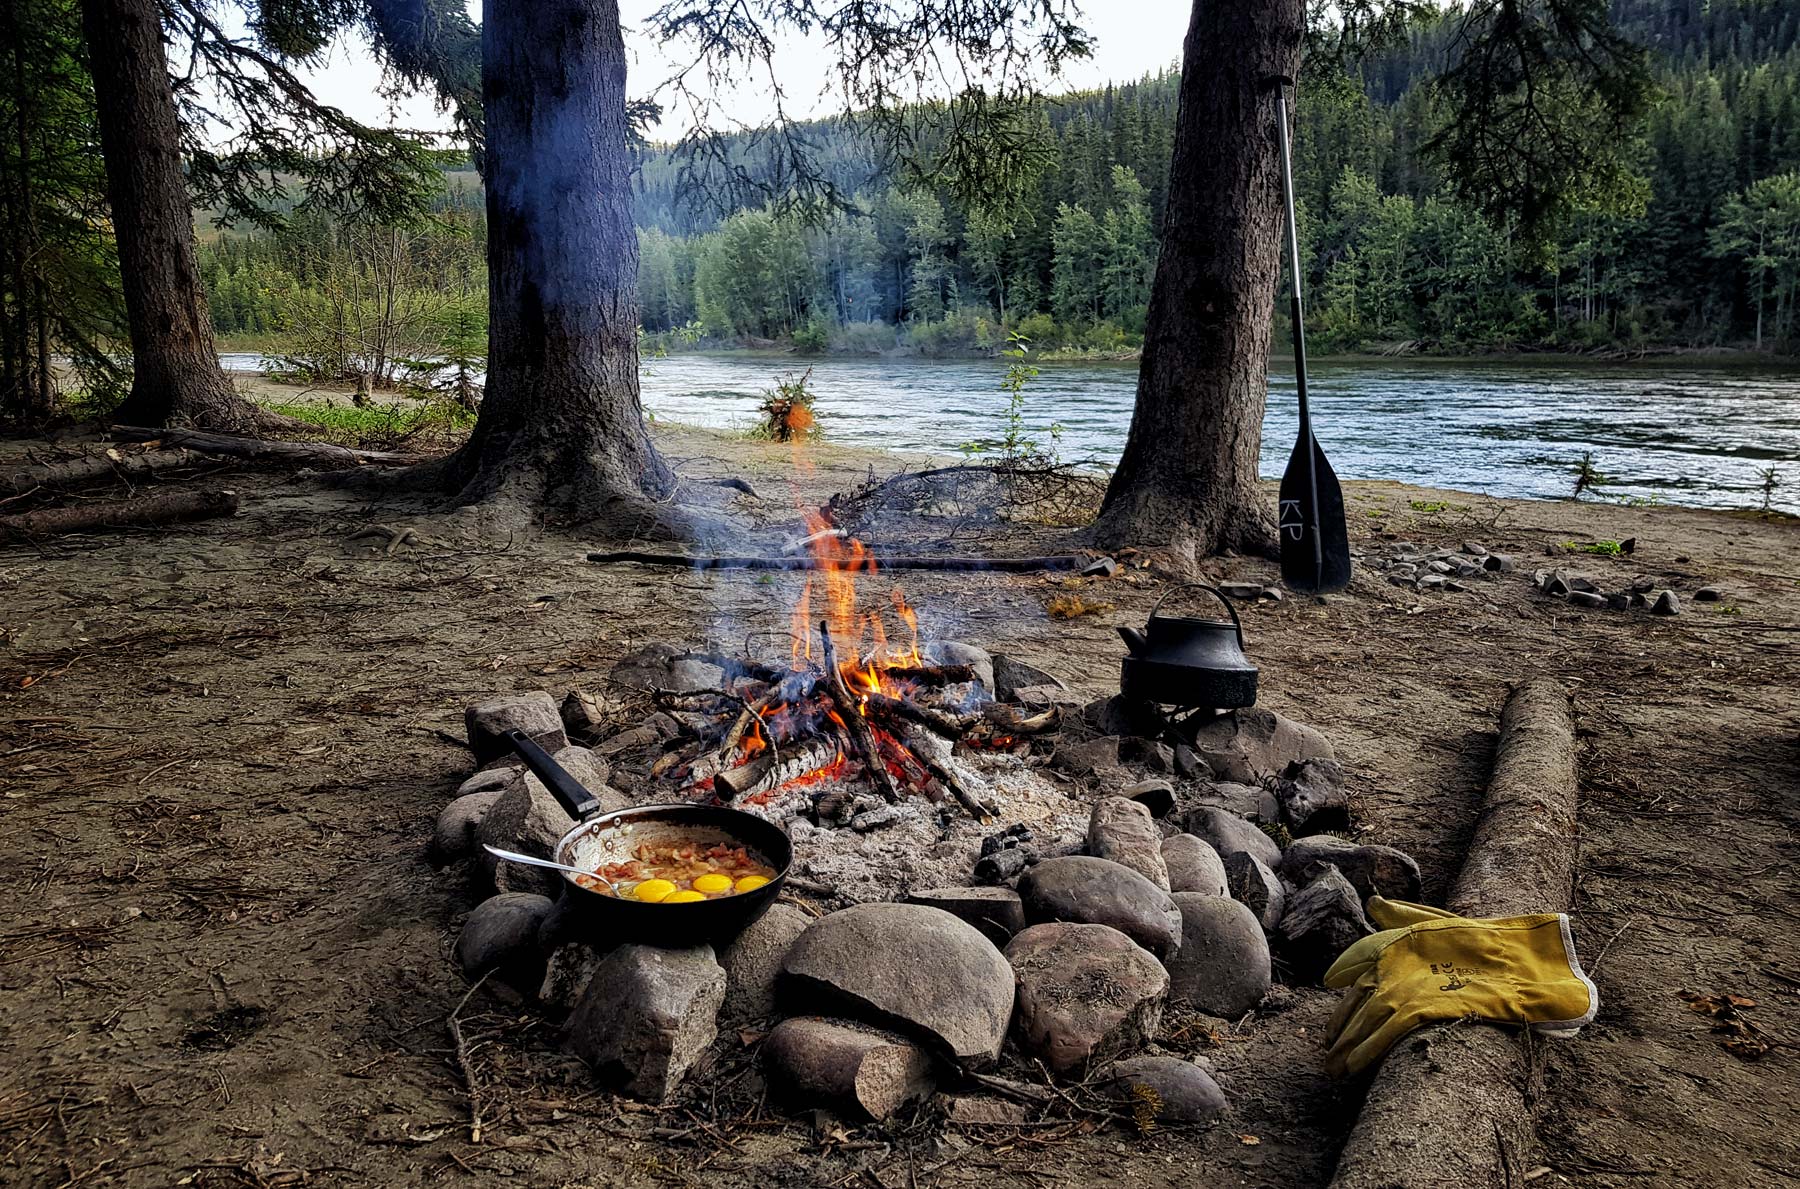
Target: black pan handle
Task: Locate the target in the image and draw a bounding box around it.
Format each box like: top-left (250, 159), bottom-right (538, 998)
top-left (504, 729), bottom-right (601, 821)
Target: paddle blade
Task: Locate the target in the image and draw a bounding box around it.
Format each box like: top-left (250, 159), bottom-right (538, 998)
top-left (1278, 435), bottom-right (1352, 594)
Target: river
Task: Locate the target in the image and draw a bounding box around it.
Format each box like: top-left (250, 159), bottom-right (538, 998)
top-left (224, 352), bottom-right (1800, 513)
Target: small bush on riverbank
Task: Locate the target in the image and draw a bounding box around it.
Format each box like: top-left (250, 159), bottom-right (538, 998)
top-left (750, 370), bottom-right (819, 442)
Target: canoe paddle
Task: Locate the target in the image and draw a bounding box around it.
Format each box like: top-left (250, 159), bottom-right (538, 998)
top-left (1273, 84), bottom-right (1351, 595)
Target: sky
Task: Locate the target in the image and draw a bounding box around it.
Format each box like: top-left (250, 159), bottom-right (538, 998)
top-left (296, 2), bottom-right (1194, 141)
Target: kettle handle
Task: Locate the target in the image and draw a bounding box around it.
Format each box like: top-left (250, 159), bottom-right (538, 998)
top-left (1145, 583), bottom-right (1246, 647)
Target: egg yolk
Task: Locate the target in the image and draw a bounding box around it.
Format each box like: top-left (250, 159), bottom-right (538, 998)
top-left (692, 873), bottom-right (734, 895)
top-left (633, 879), bottom-right (677, 903)
top-left (663, 890), bottom-right (707, 904)
top-left (734, 875), bottom-right (771, 893)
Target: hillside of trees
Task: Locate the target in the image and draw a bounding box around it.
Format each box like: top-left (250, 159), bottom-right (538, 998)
top-left (194, 0), bottom-right (1800, 370)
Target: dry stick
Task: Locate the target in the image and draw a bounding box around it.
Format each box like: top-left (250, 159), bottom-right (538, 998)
top-left (586, 551), bottom-right (1085, 573)
top-left (1330, 677), bottom-right (1579, 1189)
top-left (818, 621), bottom-right (901, 804)
top-left (0, 448), bottom-right (211, 494)
top-left (0, 488), bottom-right (240, 540)
top-left (448, 970), bottom-right (493, 1145)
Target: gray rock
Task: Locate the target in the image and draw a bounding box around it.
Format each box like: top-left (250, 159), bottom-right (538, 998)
top-left (559, 688), bottom-right (606, 742)
top-left (1277, 865), bottom-right (1374, 982)
top-left (1173, 743), bottom-right (1209, 780)
top-left (1482, 553), bottom-right (1514, 573)
top-left (1165, 893), bottom-right (1272, 1017)
top-left (1568, 590), bottom-right (1606, 608)
top-left (1053, 735), bottom-right (1123, 775)
top-left (476, 759), bottom-right (629, 896)
top-left (1005, 923), bottom-right (1168, 1077)
top-left (1122, 778), bottom-right (1176, 819)
top-left (455, 893), bottom-right (554, 986)
top-left (1188, 780), bottom-right (1281, 823)
top-left (1275, 757), bottom-right (1351, 834)
top-left (1694, 587), bottom-right (1722, 603)
top-left (1569, 574), bottom-right (1600, 594)
top-left (1088, 796), bottom-right (1171, 890)
top-left (1606, 592), bottom-right (1631, 610)
top-left (1097, 1055), bottom-right (1228, 1124)
top-left (991, 655), bottom-right (1066, 702)
top-left (1653, 590), bottom-right (1681, 616)
top-left (923, 641), bottom-right (995, 692)
top-left (456, 766), bottom-right (519, 798)
top-left (1631, 574), bottom-right (1656, 593)
top-left (763, 1017), bottom-right (935, 1121)
top-left (1120, 736), bottom-right (1177, 774)
top-left (665, 656), bottom-right (726, 693)
top-left (1018, 856), bottom-right (1182, 960)
top-left (1418, 574), bottom-right (1448, 592)
top-left (1083, 695), bottom-right (1166, 739)
top-left (1461, 541), bottom-right (1489, 556)
top-left (719, 902), bottom-right (810, 1023)
top-left (781, 903), bottom-right (1015, 1066)
top-left (1179, 806), bottom-right (1282, 868)
top-left (1542, 573), bottom-right (1570, 597)
top-left (539, 942), bottom-right (607, 1013)
top-left (1217, 581), bottom-right (1264, 600)
top-left (1161, 834), bottom-right (1228, 897)
top-left (904, 887), bottom-right (1027, 945)
top-left (1427, 560), bottom-right (1452, 574)
top-left (1223, 851), bottom-right (1286, 932)
top-left (1188, 708), bottom-right (1334, 784)
top-left (433, 790), bottom-right (503, 863)
top-left (568, 944), bottom-right (726, 1102)
top-left (1278, 835), bottom-right (1421, 902)
top-left (465, 691), bottom-right (566, 765)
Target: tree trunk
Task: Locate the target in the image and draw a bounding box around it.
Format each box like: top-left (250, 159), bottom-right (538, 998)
top-left (1090, 0), bottom-right (1304, 566)
top-left (80, 0), bottom-right (268, 432)
top-left (405, 0), bottom-right (676, 534)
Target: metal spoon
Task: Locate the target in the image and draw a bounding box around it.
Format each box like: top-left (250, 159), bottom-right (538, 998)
top-left (481, 845), bottom-right (624, 896)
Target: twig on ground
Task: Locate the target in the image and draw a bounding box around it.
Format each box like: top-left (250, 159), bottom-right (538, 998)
top-left (448, 971), bottom-right (493, 1144)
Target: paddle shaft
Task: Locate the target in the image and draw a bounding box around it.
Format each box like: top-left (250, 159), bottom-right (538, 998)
top-left (1273, 87), bottom-right (1324, 585)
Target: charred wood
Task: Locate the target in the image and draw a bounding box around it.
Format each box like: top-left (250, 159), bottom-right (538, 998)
top-left (819, 621), bottom-right (901, 804)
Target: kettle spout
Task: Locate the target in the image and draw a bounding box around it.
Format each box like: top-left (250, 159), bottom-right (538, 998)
top-left (1116, 625), bottom-right (1148, 657)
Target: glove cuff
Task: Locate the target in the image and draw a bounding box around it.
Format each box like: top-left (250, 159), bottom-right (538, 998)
top-left (1529, 913), bottom-right (1600, 1034)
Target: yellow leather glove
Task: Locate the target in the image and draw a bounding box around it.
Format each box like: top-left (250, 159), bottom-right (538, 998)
top-left (1323, 898), bottom-right (1598, 1077)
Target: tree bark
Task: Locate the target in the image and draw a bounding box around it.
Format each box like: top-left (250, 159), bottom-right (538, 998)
top-left (1090, 0), bottom-right (1303, 566)
top-left (80, 0), bottom-right (269, 432)
top-left (397, 0), bottom-right (677, 534)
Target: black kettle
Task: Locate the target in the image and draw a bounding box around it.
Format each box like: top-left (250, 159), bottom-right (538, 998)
top-left (1117, 584), bottom-right (1258, 709)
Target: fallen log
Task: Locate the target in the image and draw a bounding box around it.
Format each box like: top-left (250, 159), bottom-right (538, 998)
top-left (0, 488), bottom-right (240, 540)
top-left (586, 550), bottom-right (1085, 573)
top-left (1330, 677), bottom-right (1579, 1189)
top-left (112, 426), bottom-right (423, 469)
top-left (2, 448), bottom-right (211, 494)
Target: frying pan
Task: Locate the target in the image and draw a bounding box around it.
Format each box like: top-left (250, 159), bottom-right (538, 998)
top-left (503, 729), bottom-right (792, 947)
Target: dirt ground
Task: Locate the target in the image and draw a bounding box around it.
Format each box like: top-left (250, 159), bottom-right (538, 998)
top-left (2, 424), bottom-right (1796, 1188)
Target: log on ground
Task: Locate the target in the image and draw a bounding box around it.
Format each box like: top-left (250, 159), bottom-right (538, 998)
top-left (1330, 677), bottom-right (1578, 1189)
top-left (0, 489), bottom-right (241, 540)
top-left (586, 550), bottom-right (1086, 573)
top-left (2, 448), bottom-right (211, 494)
top-left (112, 426), bottom-right (423, 469)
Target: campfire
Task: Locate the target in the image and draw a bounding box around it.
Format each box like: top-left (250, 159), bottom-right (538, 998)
top-left (639, 516), bottom-right (1061, 822)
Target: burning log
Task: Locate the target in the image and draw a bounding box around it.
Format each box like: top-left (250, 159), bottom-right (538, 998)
top-left (863, 691), bottom-right (971, 739)
top-left (716, 754), bottom-right (776, 799)
top-left (982, 703), bottom-right (1062, 735)
top-left (818, 621), bottom-right (901, 804)
top-left (728, 737), bottom-right (845, 803)
top-left (877, 664), bottom-right (977, 687)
